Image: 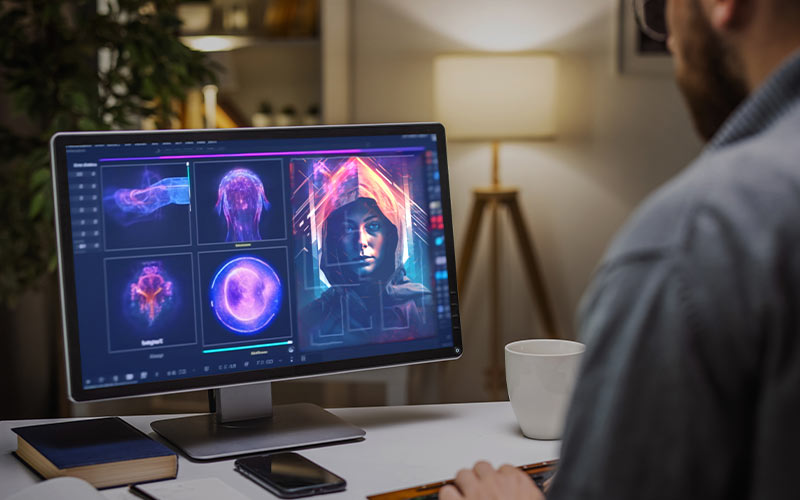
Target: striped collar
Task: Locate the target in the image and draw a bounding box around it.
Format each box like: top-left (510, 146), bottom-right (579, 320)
top-left (708, 48), bottom-right (800, 150)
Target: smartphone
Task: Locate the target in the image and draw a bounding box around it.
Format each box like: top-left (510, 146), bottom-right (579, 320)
top-left (234, 452), bottom-right (346, 498)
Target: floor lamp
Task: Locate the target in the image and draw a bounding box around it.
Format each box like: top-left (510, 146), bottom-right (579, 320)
top-left (434, 55), bottom-right (560, 399)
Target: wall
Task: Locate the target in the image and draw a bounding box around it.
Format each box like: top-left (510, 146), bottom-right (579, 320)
top-left (349, 0), bottom-right (703, 402)
top-left (210, 41), bottom-right (321, 125)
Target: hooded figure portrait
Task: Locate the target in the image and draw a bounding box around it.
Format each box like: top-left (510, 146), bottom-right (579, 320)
top-left (299, 157), bottom-right (433, 348)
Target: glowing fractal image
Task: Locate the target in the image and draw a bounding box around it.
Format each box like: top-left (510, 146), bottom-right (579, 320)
top-left (113, 176), bottom-right (190, 215)
top-left (103, 165), bottom-right (192, 249)
top-left (215, 168), bottom-right (270, 242)
top-left (128, 262), bottom-right (174, 326)
top-left (210, 256), bottom-right (282, 334)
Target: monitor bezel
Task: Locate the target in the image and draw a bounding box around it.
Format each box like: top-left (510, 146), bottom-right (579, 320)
top-left (51, 123), bottom-right (462, 402)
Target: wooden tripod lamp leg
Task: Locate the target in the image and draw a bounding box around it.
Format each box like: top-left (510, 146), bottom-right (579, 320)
top-left (455, 183), bottom-right (559, 400)
top-left (457, 194), bottom-right (489, 295)
top-left (505, 195), bottom-right (559, 339)
top-left (488, 197), bottom-right (502, 399)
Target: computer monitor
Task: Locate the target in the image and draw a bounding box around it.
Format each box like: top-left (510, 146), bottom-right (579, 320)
top-left (50, 123), bottom-right (462, 459)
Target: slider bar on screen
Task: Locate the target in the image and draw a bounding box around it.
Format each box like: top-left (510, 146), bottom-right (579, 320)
top-left (99, 146), bottom-right (426, 162)
top-left (203, 340), bottom-right (292, 354)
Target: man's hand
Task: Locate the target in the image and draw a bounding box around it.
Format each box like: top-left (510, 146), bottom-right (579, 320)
top-left (439, 461), bottom-right (545, 500)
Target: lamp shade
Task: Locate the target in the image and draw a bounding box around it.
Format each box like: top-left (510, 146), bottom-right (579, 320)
top-left (434, 55), bottom-right (558, 140)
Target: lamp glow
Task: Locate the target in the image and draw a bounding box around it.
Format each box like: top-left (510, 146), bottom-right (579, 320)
top-left (434, 55), bottom-right (558, 140)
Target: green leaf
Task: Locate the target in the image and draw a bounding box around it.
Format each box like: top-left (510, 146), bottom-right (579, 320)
top-left (77, 117), bottom-right (99, 130)
top-left (28, 191), bottom-right (45, 219)
top-left (30, 168), bottom-right (51, 189)
top-left (66, 91), bottom-right (91, 115)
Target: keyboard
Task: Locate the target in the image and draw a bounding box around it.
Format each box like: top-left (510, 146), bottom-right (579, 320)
top-left (367, 459), bottom-right (558, 500)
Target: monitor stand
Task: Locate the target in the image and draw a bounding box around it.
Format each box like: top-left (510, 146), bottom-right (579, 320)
top-left (150, 382), bottom-right (365, 460)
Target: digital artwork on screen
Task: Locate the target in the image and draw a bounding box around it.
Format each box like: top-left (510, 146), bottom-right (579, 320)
top-left (292, 156), bottom-right (435, 350)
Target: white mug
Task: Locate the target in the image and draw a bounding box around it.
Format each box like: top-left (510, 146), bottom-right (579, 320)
top-left (505, 339), bottom-right (585, 440)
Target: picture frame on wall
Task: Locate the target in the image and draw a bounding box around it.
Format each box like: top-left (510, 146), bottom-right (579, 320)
top-left (617, 0), bottom-right (672, 76)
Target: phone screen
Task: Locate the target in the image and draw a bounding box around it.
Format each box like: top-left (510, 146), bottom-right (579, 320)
top-left (236, 452), bottom-right (345, 493)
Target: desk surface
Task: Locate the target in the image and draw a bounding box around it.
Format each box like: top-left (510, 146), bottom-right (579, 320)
top-left (1, 402), bottom-right (560, 499)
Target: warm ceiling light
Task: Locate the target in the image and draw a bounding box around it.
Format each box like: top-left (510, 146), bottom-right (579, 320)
top-left (180, 35), bottom-right (253, 52)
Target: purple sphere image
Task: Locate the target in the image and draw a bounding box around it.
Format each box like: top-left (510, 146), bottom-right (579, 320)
top-left (210, 256), bottom-right (282, 334)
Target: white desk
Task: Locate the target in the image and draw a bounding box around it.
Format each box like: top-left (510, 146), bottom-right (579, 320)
top-left (1, 402), bottom-right (560, 499)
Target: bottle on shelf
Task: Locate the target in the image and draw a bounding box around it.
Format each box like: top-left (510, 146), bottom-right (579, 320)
top-left (251, 101), bottom-right (273, 127)
top-left (274, 105), bottom-right (297, 127)
top-left (302, 104), bottom-right (321, 126)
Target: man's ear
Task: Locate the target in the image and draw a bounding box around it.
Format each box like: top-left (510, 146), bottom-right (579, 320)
top-left (704, 0), bottom-right (751, 31)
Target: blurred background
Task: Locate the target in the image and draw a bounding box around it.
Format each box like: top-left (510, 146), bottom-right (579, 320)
top-left (0, 0), bottom-right (701, 420)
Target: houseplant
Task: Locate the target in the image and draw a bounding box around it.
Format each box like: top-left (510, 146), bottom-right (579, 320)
top-left (0, 0), bottom-right (217, 417)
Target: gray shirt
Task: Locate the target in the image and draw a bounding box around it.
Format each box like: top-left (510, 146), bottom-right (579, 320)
top-left (548, 49), bottom-right (800, 500)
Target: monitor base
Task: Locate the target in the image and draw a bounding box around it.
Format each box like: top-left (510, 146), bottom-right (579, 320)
top-left (151, 383), bottom-right (364, 460)
top-left (151, 402), bottom-right (365, 460)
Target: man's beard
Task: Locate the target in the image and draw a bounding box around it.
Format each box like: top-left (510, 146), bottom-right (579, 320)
top-left (674, 0), bottom-right (749, 142)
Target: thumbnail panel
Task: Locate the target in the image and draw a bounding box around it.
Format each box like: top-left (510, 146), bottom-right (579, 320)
top-left (291, 155), bottom-right (436, 350)
top-left (198, 247), bottom-right (293, 347)
top-left (193, 159), bottom-right (286, 245)
top-left (105, 253), bottom-right (197, 352)
top-left (102, 163), bottom-right (191, 250)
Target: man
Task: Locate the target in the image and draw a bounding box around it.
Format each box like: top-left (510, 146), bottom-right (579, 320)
top-left (441, 0), bottom-right (800, 498)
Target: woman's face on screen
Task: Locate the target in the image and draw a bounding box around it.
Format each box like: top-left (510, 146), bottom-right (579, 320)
top-left (337, 199), bottom-right (389, 279)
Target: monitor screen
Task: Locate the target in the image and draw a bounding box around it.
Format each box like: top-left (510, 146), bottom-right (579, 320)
top-left (51, 124), bottom-right (462, 402)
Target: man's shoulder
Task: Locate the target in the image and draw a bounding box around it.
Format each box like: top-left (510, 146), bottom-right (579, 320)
top-left (605, 109), bottom-right (800, 267)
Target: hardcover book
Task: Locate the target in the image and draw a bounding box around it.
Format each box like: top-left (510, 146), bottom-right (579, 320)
top-left (11, 417), bottom-right (177, 489)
